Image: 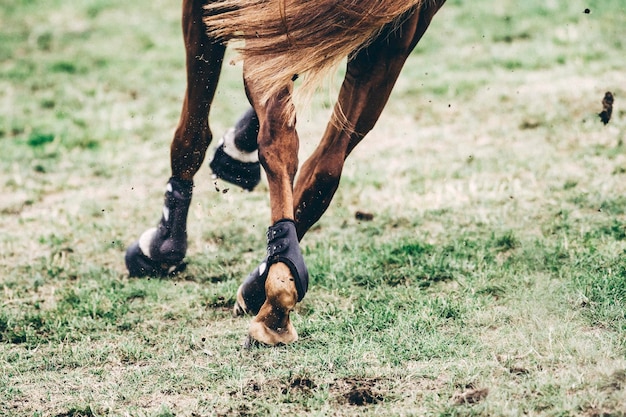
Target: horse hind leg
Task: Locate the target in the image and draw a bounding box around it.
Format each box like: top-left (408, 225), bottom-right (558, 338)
top-left (125, 0), bottom-right (226, 276)
top-left (293, 3), bottom-right (444, 239)
top-left (237, 77), bottom-right (307, 345)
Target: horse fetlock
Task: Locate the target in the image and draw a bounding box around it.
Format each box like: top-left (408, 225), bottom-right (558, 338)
top-left (265, 263), bottom-right (298, 310)
top-left (125, 239), bottom-right (187, 277)
top-left (125, 177), bottom-right (193, 277)
top-left (265, 219), bottom-right (309, 301)
top-left (234, 219), bottom-right (309, 317)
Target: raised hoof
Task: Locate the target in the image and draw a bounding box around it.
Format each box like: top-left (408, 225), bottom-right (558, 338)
top-left (209, 141), bottom-right (260, 191)
top-left (125, 241), bottom-right (186, 278)
top-left (246, 263), bottom-right (299, 346)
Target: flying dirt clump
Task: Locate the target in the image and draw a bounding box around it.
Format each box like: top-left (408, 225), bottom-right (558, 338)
top-left (599, 91), bottom-right (614, 125)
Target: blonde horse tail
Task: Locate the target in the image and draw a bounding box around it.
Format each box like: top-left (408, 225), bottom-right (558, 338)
top-left (204, 0), bottom-right (427, 104)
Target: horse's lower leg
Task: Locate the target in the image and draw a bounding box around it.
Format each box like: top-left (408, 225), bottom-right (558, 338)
top-left (125, 0), bottom-right (225, 276)
top-left (242, 82), bottom-right (306, 345)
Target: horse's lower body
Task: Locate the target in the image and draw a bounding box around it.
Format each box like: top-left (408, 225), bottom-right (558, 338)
top-left (125, 0), bottom-right (446, 345)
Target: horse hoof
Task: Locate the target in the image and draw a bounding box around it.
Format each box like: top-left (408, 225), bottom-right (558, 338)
top-left (248, 317), bottom-right (298, 346)
top-left (209, 136), bottom-right (260, 191)
top-left (247, 263), bottom-right (299, 345)
top-left (125, 241), bottom-right (186, 277)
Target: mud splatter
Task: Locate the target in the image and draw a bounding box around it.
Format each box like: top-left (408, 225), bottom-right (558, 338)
top-left (355, 211), bottom-right (374, 221)
top-left (599, 91), bottom-right (614, 125)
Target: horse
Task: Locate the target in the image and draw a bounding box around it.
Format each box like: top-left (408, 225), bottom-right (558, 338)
top-left (125, 0), bottom-right (447, 346)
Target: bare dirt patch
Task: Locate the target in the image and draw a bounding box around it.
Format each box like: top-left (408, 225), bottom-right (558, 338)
top-left (332, 377), bottom-right (385, 406)
top-left (283, 376), bottom-right (317, 394)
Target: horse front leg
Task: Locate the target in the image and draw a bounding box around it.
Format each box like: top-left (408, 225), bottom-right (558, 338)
top-left (239, 78), bottom-right (307, 346)
top-left (125, 0), bottom-right (226, 277)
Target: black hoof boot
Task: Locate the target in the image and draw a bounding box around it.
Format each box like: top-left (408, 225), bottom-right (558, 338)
top-left (209, 108), bottom-right (261, 191)
top-left (233, 219), bottom-right (309, 316)
top-left (210, 139), bottom-right (261, 191)
top-left (125, 177), bottom-right (193, 277)
top-left (125, 242), bottom-right (187, 277)
top-left (233, 260), bottom-right (268, 316)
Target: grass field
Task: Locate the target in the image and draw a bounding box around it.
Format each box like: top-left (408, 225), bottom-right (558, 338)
top-left (2, 0), bottom-right (626, 415)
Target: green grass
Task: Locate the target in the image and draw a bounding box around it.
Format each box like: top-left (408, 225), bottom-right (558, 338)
top-left (2, 0), bottom-right (626, 415)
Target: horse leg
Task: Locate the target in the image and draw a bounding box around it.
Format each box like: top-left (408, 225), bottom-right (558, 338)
top-left (209, 107), bottom-right (261, 191)
top-left (294, 3), bottom-right (445, 239)
top-left (232, 29), bottom-right (414, 314)
top-left (240, 78), bottom-right (307, 345)
top-left (125, 0), bottom-right (226, 277)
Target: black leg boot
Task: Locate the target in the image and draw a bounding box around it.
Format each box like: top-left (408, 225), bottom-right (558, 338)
top-left (125, 177), bottom-right (193, 277)
top-left (209, 108), bottom-right (261, 191)
top-left (233, 219), bottom-right (309, 316)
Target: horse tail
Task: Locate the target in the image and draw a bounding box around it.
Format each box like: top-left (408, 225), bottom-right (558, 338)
top-left (204, 0), bottom-right (427, 103)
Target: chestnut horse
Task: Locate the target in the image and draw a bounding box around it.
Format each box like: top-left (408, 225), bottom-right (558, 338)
top-left (126, 0), bottom-right (446, 345)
